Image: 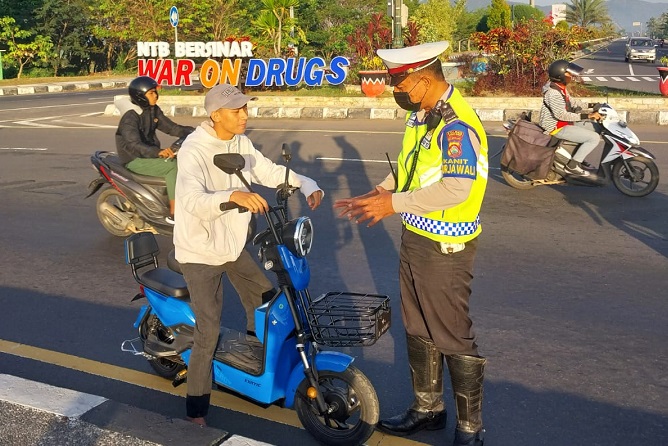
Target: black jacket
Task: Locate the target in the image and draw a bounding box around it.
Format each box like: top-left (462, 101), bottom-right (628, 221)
top-left (115, 105), bottom-right (195, 165)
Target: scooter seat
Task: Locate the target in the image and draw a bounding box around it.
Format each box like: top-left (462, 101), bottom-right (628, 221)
top-left (139, 267), bottom-right (189, 299)
top-left (101, 152), bottom-right (168, 186)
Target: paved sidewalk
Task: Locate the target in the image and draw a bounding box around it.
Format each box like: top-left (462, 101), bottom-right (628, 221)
top-left (0, 374), bottom-right (272, 446)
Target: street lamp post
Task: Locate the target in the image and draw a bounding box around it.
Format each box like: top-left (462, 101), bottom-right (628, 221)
top-left (0, 50), bottom-right (5, 81)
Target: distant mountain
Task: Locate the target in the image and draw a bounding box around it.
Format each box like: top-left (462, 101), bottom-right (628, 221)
top-left (463, 0), bottom-right (668, 34)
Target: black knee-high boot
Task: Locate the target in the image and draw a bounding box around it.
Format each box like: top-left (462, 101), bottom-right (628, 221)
top-left (446, 354), bottom-right (486, 446)
top-left (377, 334), bottom-right (447, 436)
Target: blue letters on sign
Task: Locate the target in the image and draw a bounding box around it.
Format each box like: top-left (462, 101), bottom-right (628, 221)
top-left (325, 56), bottom-right (350, 85)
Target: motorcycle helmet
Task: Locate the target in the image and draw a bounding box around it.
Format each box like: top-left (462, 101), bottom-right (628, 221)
top-left (128, 76), bottom-right (159, 107)
top-left (548, 60), bottom-right (584, 83)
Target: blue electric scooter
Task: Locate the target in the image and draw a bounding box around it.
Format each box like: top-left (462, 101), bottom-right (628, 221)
top-left (121, 145), bottom-right (391, 445)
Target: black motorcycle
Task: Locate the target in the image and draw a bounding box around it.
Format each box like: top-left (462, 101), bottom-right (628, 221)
top-left (86, 138), bottom-right (185, 237)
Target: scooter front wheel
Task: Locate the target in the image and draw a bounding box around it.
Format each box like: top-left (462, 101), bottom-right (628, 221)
top-left (295, 366), bottom-right (379, 446)
top-left (612, 156), bottom-right (659, 197)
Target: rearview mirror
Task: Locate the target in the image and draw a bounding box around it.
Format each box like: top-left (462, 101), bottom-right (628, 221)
top-left (281, 143), bottom-right (292, 163)
top-left (213, 153), bottom-right (245, 174)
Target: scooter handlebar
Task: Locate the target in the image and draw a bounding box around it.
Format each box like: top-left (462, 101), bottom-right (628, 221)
top-left (220, 202), bottom-right (248, 213)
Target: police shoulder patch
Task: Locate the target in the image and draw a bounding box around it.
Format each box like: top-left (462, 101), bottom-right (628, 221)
top-left (439, 123), bottom-right (477, 180)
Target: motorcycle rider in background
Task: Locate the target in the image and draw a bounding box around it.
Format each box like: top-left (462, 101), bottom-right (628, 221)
top-left (538, 60), bottom-right (602, 178)
top-left (115, 76), bottom-right (195, 224)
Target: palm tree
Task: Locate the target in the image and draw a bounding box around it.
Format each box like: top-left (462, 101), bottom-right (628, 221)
top-left (565, 0), bottom-right (611, 28)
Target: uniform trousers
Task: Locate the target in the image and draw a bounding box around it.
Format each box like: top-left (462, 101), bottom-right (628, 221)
top-left (180, 250), bottom-right (273, 399)
top-left (399, 228), bottom-right (479, 356)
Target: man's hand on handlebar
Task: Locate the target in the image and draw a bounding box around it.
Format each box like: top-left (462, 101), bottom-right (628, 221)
top-left (588, 111), bottom-right (603, 121)
top-left (306, 190), bottom-right (324, 210)
top-left (230, 191), bottom-right (269, 214)
top-left (158, 147), bottom-right (175, 159)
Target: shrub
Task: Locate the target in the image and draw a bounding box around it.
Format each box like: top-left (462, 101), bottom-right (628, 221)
top-left (471, 17), bottom-right (593, 96)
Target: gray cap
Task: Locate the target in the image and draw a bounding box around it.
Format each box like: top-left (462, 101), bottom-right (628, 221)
top-left (204, 84), bottom-right (257, 115)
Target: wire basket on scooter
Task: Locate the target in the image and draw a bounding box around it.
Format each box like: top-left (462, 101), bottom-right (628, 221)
top-left (306, 292), bottom-right (391, 347)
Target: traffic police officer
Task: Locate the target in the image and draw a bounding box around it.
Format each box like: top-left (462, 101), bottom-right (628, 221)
top-left (334, 41), bottom-right (489, 446)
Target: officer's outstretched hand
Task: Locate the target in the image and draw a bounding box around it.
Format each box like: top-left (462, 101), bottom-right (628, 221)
top-left (230, 191), bottom-right (269, 214)
top-left (333, 187), bottom-right (394, 227)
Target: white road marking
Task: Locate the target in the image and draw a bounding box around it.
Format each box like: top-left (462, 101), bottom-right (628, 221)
top-left (317, 157), bottom-right (397, 164)
top-left (0, 374), bottom-right (106, 418)
top-left (642, 77), bottom-right (656, 81)
top-left (53, 120), bottom-right (116, 128)
top-left (628, 77), bottom-right (641, 82)
top-left (0, 101), bottom-right (110, 112)
top-left (596, 77), bottom-right (608, 81)
top-left (14, 120), bottom-right (60, 128)
top-left (0, 147), bottom-right (48, 151)
top-left (611, 77), bottom-right (625, 81)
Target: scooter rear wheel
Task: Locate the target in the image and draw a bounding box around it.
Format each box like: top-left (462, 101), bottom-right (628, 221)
top-left (611, 156), bottom-right (659, 197)
top-left (96, 187), bottom-right (135, 237)
top-left (295, 366), bottom-right (379, 446)
top-left (139, 314), bottom-right (185, 379)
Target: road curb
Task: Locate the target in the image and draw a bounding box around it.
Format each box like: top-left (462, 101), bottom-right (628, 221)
top-left (2, 78), bottom-right (668, 125)
top-left (0, 80), bottom-right (130, 96)
top-left (0, 374), bottom-right (274, 446)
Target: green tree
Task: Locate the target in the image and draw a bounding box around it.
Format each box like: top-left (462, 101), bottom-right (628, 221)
top-left (35, 0), bottom-right (93, 75)
top-left (565, 0), bottom-right (610, 28)
top-left (91, 0), bottom-right (186, 71)
top-left (186, 0), bottom-right (242, 41)
top-left (0, 0), bottom-right (42, 27)
top-left (0, 16), bottom-right (53, 78)
top-left (412, 0), bottom-right (465, 46)
top-left (511, 4), bottom-right (544, 24)
top-left (487, 0), bottom-right (511, 30)
top-left (253, 0), bottom-right (307, 57)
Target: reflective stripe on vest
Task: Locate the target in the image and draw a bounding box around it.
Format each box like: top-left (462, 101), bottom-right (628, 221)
top-left (401, 213), bottom-right (480, 237)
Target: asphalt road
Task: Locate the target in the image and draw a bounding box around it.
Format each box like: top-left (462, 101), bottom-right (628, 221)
top-left (576, 38), bottom-right (668, 94)
top-left (0, 90), bottom-right (667, 446)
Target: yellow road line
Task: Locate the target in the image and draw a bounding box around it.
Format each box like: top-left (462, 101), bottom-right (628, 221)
top-left (0, 339), bottom-right (426, 446)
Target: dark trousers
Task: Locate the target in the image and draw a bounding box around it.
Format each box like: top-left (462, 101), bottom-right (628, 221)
top-left (180, 250), bottom-right (273, 408)
top-left (399, 229), bottom-right (479, 356)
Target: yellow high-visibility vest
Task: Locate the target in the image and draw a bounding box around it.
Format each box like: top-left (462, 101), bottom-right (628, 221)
top-left (396, 88), bottom-right (489, 243)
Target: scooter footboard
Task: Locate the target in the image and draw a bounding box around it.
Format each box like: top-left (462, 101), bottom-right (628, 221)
top-left (283, 351), bottom-right (354, 408)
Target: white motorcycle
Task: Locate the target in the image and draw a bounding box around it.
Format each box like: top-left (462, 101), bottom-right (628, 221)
top-left (500, 104), bottom-right (659, 197)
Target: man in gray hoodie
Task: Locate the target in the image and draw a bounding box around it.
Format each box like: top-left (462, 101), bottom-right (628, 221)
top-left (173, 83), bottom-right (324, 426)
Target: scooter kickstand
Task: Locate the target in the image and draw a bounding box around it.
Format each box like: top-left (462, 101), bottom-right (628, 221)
top-left (172, 369), bottom-right (187, 388)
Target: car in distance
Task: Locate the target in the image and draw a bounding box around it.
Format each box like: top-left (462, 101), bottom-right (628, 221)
top-left (625, 37), bottom-right (657, 63)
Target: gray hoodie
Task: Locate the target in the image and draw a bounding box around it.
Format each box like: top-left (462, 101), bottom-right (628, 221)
top-left (173, 121), bottom-right (322, 265)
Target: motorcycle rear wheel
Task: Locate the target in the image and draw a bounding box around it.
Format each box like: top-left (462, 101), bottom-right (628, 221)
top-left (139, 314), bottom-right (185, 379)
top-left (295, 366), bottom-right (379, 446)
top-left (96, 188), bottom-right (135, 237)
top-left (501, 169), bottom-right (537, 190)
top-left (611, 156), bottom-right (659, 197)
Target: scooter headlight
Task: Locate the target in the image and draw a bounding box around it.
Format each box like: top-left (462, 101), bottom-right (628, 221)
top-left (283, 216), bottom-right (313, 257)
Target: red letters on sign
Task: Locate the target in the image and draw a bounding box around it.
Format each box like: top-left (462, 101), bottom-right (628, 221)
top-left (137, 59), bottom-right (195, 86)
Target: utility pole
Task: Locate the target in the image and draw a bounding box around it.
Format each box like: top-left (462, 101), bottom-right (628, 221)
top-left (529, 0), bottom-right (535, 6)
top-left (393, 0), bottom-right (403, 48)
